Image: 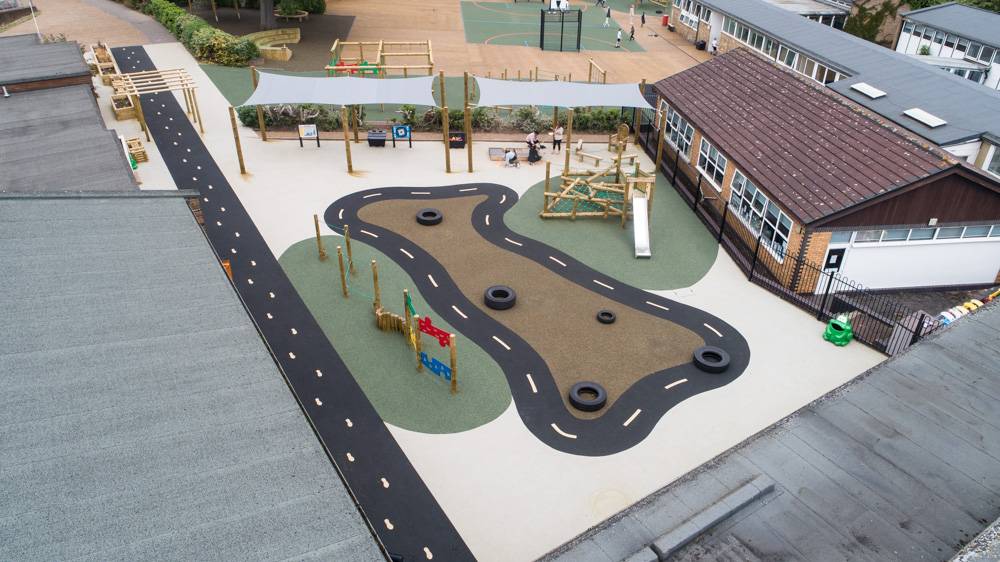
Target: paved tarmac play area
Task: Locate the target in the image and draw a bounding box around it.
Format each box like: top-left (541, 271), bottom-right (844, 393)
top-left (461, 1), bottom-right (647, 52)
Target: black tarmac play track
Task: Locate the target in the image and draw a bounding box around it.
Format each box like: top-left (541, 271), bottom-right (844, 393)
top-left (112, 47), bottom-right (474, 561)
top-left (328, 186), bottom-right (751, 456)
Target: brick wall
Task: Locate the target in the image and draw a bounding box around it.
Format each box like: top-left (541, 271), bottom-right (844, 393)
top-left (670, 7), bottom-right (698, 43)
top-left (719, 34), bottom-right (740, 56)
top-left (792, 231), bottom-right (831, 293)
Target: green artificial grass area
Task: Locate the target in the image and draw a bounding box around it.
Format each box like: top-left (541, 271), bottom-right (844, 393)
top-left (504, 167), bottom-right (718, 290)
top-left (279, 236), bottom-right (511, 434)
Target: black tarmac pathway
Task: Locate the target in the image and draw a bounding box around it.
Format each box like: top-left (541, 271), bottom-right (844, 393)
top-left (112, 46), bottom-right (474, 561)
top-left (328, 185), bottom-right (751, 456)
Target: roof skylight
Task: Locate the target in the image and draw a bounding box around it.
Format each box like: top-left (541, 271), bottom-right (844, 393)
top-left (851, 82), bottom-right (886, 99)
top-left (903, 108), bottom-right (947, 128)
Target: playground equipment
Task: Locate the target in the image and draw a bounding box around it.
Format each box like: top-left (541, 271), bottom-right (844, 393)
top-left (632, 190), bottom-right (651, 258)
top-left (542, 125), bottom-right (655, 242)
top-left (326, 40), bottom-right (434, 78)
top-left (327, 220), bottom-right (458, 393)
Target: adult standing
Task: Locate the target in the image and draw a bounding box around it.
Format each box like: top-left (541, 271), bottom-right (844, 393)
top-left (615, 28), bottom-right (622, 48)
top-left (551, 124), bottom-right (564, 154)
top-left (629, 5), bottom-right (634, 25)
top-left (603, 6), bottom-right (611, 27)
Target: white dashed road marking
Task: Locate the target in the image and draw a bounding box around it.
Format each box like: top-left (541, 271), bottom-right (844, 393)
top-left (505, 237), bottom-right (522, 246)
top-left (704, 323), bottom-right (723, 337)
top-left (363, 193), bottom-right (381, 198)
top-left (492, 335), bottom-right (510, 350)
top-left (428, 274), bottom-right (438, 287)
top-left (485, 214), bottom-right (490, 226)
top-left (400, 248), bottom-right (414, 259)
top-left (451, 305), bottom-right (467, 319)
top-left (526, 374), bottom-right (537, 393)
top-left (551, 423), bottom-right (577, 439)
top-left (314, 398), bottom-right (322, 405)
top-left (664, 378), bottom-right (688, 390)
top-left (459, 187), bottom-right (477, 192)
top-left (594, 280), bottom-right (614, 290)
top-left (549, 256), bottom-right (566, 267)
top-left (646, 301), bottom-right (669, 312)
top-left (624, 409), bottom-right (641, 427)
top-left (360, 230), bottom-right (378, 238)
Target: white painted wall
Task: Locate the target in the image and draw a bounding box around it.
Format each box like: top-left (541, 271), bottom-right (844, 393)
top-left (839, 239), bottom-right (1000, 289)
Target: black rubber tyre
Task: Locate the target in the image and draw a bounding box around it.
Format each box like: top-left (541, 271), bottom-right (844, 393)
top-left (597, 310), bottom-right (616, 324)
top-left (416, 208), bottom-right (442, 226)
top-left (693, 345), bottom-right (731, 374)
top-left (484, 285), bottom-right (516, 310)
top-left (569, 381), bottom-right (607, 412)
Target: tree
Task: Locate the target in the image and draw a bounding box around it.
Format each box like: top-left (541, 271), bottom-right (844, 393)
top-left (260, 0), bottom-right (276, 30)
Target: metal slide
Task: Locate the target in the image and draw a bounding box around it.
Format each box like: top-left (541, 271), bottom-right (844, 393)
top-left (633, 192), bottom-right (651, 258)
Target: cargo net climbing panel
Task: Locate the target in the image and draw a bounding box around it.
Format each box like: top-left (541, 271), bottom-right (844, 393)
top-left (539, 9), bottom-right (582, 52)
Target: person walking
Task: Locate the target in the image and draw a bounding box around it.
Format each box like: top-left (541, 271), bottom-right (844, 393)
top-left (615, 28), bottom-right (622, 48)
top-left (603, 6), bottom-right (611, 27)
top-left (629, 25), bottom-right (635, 41)
top-left (641, 12), bottom-right (645, 27)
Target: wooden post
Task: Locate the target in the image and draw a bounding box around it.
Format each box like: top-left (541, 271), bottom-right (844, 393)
top-left (132, 94), bottom-right (151, 142)
top-left (191, 89), bottom-right (204, 134)
top-left (371, 259), bottom-right (380, 310)
top-left (465, 104), bottom-right (473, 173)
top-left (544, 161), bottom-right (551, 212)
top-left (228, 106), bottom-right (246, 174)
top-left (634, 78), bottom-right (646, 135)
top-left (350, 105), bottom-right (359, 143)
top-left (439, 71), bottom-right (446, 109)
top-left (553, 106), bottom-right (559, 131)
top-left (449, 334), bottom-right (457, 394)
top-left (251, 66), bottom-right (266, 141)
top-left (341, 106), bottom-right (353, 173)
top-left (571, 196), bottom-right (579, 220)
top-left (337, 246), bottom-right (348, 297)
top-left (404, 289), bottom-right (412, 347)
top-left (655, 110), bottom-right (666, 174)
top-left (314, 214), bottom-right (327, 259)
top-left (414, 314), bottom-right (423, 372)
top-left (564, 108), bottom-right (573, 175)
top-left (463, 72), bottom-right (469, 111)
top-left (622, 184), bottom-right (629, 229)
top-left (344, 224), bottom-right (355, 274)
top-left (442, 105), bottom-right (451, 173)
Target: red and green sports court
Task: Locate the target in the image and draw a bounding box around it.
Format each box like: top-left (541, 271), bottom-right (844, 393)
top-left (461, 1), bottom-right (647, 52)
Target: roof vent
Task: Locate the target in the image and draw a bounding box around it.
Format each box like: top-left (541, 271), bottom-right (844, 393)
top-left (850, 82), bottom-right (886, 99)
top-left (903, 108), bottom-right (947, 128)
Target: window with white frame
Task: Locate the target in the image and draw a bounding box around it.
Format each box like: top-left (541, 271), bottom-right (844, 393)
top-left (722, 17), bottom-right (844, 83)
top-left (902, 21), bottom-right (914, 34)
top-left (987, 145), bottom-right (1000, 178)
top-left (663, 104), bottom-right (694, 159)
top-left (853, 225), bottom-right (1000, 244)
top-left (697, 138), bottom-right (727, 190)
top-left (728, 171), bottom-right (793, 255)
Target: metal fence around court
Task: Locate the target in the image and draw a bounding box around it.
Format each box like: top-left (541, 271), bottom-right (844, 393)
top-left (539, 9), bottom-right (582, 52)
top-left (634, 118), bottom-right (942, 356)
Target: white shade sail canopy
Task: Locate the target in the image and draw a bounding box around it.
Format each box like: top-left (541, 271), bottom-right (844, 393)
top-left (473, 77), bottom-right (653, 110)
top-left (241, 73), bottom-right (438, 107)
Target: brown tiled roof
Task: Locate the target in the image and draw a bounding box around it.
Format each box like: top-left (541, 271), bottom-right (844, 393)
top-left (652, 49), bottom-right (953, 224)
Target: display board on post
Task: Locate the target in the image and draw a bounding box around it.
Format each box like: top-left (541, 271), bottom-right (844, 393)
top-left (298, 124), bottom-right (319, 147)
top-left (392, 125), bottom-right (412, 148)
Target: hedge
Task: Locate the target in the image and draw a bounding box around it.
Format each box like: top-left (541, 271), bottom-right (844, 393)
top-left (137, 0), bottom-right (259, 66)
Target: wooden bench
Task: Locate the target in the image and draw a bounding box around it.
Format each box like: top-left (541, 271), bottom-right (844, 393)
top-left (274, 10), bottom-right (308, 22)
top-left (608, 132), bottom-right (628, 152)
top-left (245, 28), bottom-right (301, 62)
top-left (574, 140), bottom-right (603, 166)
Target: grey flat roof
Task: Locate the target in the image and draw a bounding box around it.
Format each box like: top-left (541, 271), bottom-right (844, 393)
top-left (547, 300), bottom-right (1000, 561)
top-left (0, 34), bottom-right (91, 85)
top-left (903, 2), bottom-right (1000, 49)
top-left (0, 195), bottom-right (384, 561)
top-left (700, 0), bottom-right (1000, 146)
top-left (909, 54), bottom-right (991, 70)
top-left (0, 84), bottom-right (138, 192)
top-left (765, 0), bottom-right (847, 16)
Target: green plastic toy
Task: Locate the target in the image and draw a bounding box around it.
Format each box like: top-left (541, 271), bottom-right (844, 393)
top-left (823, 314), bottom-right (853, 346)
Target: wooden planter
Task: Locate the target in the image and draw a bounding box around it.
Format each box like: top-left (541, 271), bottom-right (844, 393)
top-left (111, 95), bottom-right (136, 121)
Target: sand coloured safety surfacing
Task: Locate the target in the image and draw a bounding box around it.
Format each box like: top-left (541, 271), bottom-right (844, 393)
top-left (359, 195), bottom-right (704, 418)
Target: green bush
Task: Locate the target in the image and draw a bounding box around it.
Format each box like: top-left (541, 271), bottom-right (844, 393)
top-left (140, 0), bottom-right (258, 66)
top-left (278, 0), bottom-right (300, 15)
top-left (470, 107), bottom-right (497, 131)
top-left (298, 0), bottom-right (326, 14)
top-left (237, 103), bottom-right (343, 131)
top-left (570, 107), bottom-right (628, 133)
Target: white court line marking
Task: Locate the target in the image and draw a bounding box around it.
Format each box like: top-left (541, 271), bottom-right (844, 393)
top-left (363, 193), bottom-right (381, 198)
top-left (549, 256), bottom-right (566, 267)
top-left (492, 335), bottom-right (510, 350)
top-left (400, 248), bottom-right (414, 259)
top-left (428, 274), bottom-right (438, 287)
top-left (459, 187), bottom-right (477, 192)
top-left (526, 374), bottom-right (537, 393)
top-left (505, 237), bottom-right (522, 246)
top-left (485, 214), bottom-right (490, 226)
top-left (594, 280), bottom-right (614, 290)
top-left (452, 305), bottom-right (467, 319)
top-left (360, 230), bottom-right (378, 238)
top-left (664, 378), bottom-right (688, 390)
top-left (338, 208), bottom-right (344, 220)
top-left (624, 409), bottom-right (642, 427)
top-left (411, 191), bottom-right (430, 195)
top-left (646, 301), bottom-right (670, 312)
top-left (704, 323), bottom-right (723, 338)
top-left (500, 194), bottom-right (506, 204)
top-left (551, 423), bottom-right (577, 439)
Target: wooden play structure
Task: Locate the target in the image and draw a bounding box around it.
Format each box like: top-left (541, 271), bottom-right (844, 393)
top-left (113, 69), bottom-right (203, 142)
top-left (324, 219), bottom-right (458, 393)
top-left (542, 125), bottom-right (654, 229)
top-left (244, 28), bottom-right (301, 62)
top-left (326, 40), bottom-right (434, 78)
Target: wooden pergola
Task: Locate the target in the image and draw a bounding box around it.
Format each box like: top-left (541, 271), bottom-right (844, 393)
top-left (118, 69), bottom-right (203, 142)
